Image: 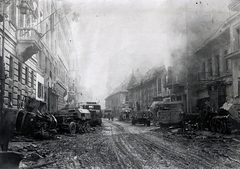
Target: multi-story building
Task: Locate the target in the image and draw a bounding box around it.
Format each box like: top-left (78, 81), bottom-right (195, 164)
top-left (128, 66), bottom-right (167, 112)
top-left (1, 0), bottom-right (75, 112)
top-left (105, 70), bottom-right (142, 117)
top-left (196, 25), bottom-right (231, 112)
top-left (68, 53), bottom-right (82, 105)
top-left (127, 62), bottom-right (198, 114)
top-left (227, 0), bottom-right (240, 105)
top-left (165, 56), bottom-right (199, 114)
top-left (195, 0), bottom-right (240, 111)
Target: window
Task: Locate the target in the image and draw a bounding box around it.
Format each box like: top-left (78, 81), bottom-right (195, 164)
top-left (38, 82), bottom-right (43, 98)
top-left (31, 70), bottom-right (34, 87)
top-left (18, 62), bottom-right (22, 82)
top-left (238, 80), bottom-right (240, 97)
top-left (9, 56), bottom-right (14, 79)
top-left (209, 59), bottom-right (212, 77)
top-left (225, 50), bottom-right (231, 72)
top-left (215, 55), bottom-right (220, 77)
top-left (177, 95), bottom-right (182, 101)
top-left (50, 62), bottom-right (52, 78)
top-left (157, 78), bottom-right (162, 94)
top-left (39, 52), bottom-right (43, 69)
top-left (17, 95), bottom-right (21, 109)
top-left (236, 28), bottom-right (240, 50)
top-left (202, 61), bottom-right (205, 78)
top-left (45, 56), bottom-right (47, 73)
top-left (25, 67), bottom-right (28, 85)
top-left (8, 92), bottom-right (13, 108)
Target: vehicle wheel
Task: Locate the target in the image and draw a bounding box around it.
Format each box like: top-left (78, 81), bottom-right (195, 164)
top-left (216, 121), bottom-right (222, 133)
top-left (210, 119), bottom-right (216, 132)
top-left (131, 120), bottom-right (135, 125)
top-left (78, 123), bottom-right (83, 133)
top-left (84, 122), bottom-right (90, 133)
top-left (221, 120), bottom-right (227, 134)
top-left (69, 122), bottom-right (76, 134)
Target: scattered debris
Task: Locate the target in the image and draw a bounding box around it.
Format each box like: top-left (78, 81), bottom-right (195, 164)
top-left (21, 160), bottom-right (57, 169)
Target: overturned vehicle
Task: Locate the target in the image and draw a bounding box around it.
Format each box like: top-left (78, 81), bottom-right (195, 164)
top-left (10, 97), bottom-right (57, 140)
top-left (54, 107), bottom-right (91, 134)
top-left (15, 109), bottom-right (57, 139)
top-left (196, 102), bottom-right (240, 134)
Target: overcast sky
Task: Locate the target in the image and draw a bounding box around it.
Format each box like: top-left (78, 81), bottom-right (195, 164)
top-left (66, 0), bottom-right (233, 107)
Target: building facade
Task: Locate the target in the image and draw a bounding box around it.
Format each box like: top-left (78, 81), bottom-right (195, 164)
top-left (105, 71), bottom-right (142, 118)
top-left (1, 0), bottom-right (76, 112)
top-left (195, 0), bottom-right (240, 112)
top-left (128, 66), bottom-right (167, 112)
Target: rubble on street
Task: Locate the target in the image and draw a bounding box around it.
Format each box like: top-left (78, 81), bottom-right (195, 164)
top-left (4, 119), bottom-right (240, 169)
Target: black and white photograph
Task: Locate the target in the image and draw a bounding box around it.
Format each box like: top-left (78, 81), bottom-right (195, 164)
top-left (1, 0), bottom-right (240, 168)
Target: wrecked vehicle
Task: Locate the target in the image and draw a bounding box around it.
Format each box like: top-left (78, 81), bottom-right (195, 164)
top-left (150, 100), bottom-right (184, 127)
top-left (14, 98), bottom-right (57, 139)
top-left (15, 109), bottom-right (57, 139)
top-left (197, 102), bottom-right (240, 134)
top-left (54, 107), bottom-right (91, 134)
top-left (131, 110), bottom-right (152, 126)
top-left (79, 102), bottom-right (102, 126)
top-left (1, 98), bottom-right (57, 150)
top-left (195, 82), bottom-right (240, 134)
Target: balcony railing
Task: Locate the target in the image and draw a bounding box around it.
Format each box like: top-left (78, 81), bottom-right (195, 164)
top-left (16, 28), bottom-right (42, 62)
top-left (17, 28), bottom-right (42, 41)
top-left (198, 72), bottom-right (223, 81)
top-left (198, 70), bottom-right (232, 82)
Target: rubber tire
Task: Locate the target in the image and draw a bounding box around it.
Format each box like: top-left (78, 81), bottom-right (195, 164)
top-left (69, 122), bottom-right (77, 134)
top-left (132, 120), bottom-right (136, 125)
top-left (221, 121), bottom-right (227, 134)
top-left (210, 119), bottom-right (216, 132)
top-left (84, 122), bottom-right (90, 133)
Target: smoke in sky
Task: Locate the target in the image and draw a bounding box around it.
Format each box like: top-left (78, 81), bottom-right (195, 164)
top-left (67, 0), bottom-right (233, 107)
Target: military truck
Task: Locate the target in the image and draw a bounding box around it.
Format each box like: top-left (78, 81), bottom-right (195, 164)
top-left (131, 110), bottom-right (152, 126)
top-left (54, 108), bottom-right (91, 134)
top-left (79, 102), bottom-right (102, 126)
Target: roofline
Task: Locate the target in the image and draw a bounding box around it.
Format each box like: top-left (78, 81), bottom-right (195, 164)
top-left (195, 11), bottom-right (239, 54)
top-left (105, 90), bottom-right (128, 100)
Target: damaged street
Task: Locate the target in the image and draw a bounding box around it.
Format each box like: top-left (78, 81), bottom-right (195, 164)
top-left (2, 1), bottom-right (240, 168)
top-left (8, 119), bottom-right (240, 169)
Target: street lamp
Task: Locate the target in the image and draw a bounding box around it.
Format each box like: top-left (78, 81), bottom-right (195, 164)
top-left (18, 0), bottom-right (29, 14)
top-left (18, 0), bottom-right (33, 14)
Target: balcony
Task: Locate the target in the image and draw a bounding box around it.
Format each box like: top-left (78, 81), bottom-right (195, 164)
top-left (16, 28), bottom-right (42, 62)
top-left (164, 82), bottom-right (184, 89)
top-left (198, 72), bottom-right (216, 81)
top-left (228, 0), bottom-right (240, 11)
top-left (197, 71), bottom-right (232, 82)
